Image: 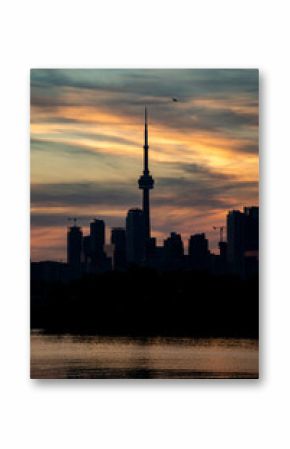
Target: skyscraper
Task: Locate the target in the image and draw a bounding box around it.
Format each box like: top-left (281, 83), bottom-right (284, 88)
top-left (89, 219), bottom-right (105, 270)
top-left (164, 232), bottom-right (184, 259)
top-left (227, 210), bottom-right (246, 274)
top-left (126, 208), bottom-right (145, 265)
top-left (189, 233), bottom-right (209, 257)
top-left (244, 206), bottom-right (259, 256)
top-left (138, 107), bottom-right (154, 240)
top-left (227, 207), bottom-right (259, 276)
top-left (67, 224), bottom-right (83, 268)
top-left (188, 233), bottom-right (209, 269)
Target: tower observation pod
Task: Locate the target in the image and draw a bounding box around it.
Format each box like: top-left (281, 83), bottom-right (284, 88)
top-left (138, 107), bottom-right (155, 240)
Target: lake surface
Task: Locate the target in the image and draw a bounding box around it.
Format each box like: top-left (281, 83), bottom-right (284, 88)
top-left (31, 333), bottom-right (259, 379)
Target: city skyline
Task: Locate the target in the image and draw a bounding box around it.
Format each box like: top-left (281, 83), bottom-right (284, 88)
top-left (31, 69), bottom-right (259, 261)
top-left (64, 108), bottom-right (258, 276)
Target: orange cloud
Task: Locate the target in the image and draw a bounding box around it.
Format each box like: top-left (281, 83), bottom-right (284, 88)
top-left (31, 76), bottom-right (258, 260)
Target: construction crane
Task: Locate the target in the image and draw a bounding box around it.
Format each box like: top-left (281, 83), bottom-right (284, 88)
top-left (213, 226), bottom-right (225, 242)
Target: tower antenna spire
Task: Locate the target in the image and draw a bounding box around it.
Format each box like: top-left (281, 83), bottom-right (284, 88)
top-left (138, 106), bottom-right (154, 240)
top-left (144, 106), bottom-right (149, 173)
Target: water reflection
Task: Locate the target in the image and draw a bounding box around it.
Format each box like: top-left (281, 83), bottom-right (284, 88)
top-left (31, 333), bottom-right (259, 379)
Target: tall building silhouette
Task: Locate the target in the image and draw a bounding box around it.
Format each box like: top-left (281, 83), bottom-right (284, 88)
top-left (90, 219), bottom-right (106, 270)
top-left (189, 233), bottom-right (209, 256)
top-left (163, 232), bottom-right (184, 270)
top-left (164, 232), bottom-right (184, 259)
top-left (126, 208), bottom-right (145, 264)
top-left (67, 224), bottom-right (83, 268)
top-left (227, 207), bottom-right (259, 276)
top-left (244, 206), bottom-right (259, 256)
top-left (138, 107), bottom-right (154, 240)
top-left (227, 210), bottom-right (246, 274)
top-left (188, 233), bottom-right (209, 269)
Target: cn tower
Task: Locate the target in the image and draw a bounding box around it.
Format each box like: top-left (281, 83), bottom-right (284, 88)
top-left (138, 107), bottom-right (154, 240)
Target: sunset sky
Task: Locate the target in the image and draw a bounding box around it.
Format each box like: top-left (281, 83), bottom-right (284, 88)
top-left (31, 69), bottom-right (259, 261)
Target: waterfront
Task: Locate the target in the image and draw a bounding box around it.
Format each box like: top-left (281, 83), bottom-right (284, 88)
top-left (31, 333), bottom-right (258, 379)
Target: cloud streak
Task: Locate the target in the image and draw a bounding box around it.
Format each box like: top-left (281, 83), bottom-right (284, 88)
top-left (30, 69), bottom-right (259, 260)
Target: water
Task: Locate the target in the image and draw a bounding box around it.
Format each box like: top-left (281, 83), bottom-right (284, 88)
top-left (31, 332), bottom-right (259, 379)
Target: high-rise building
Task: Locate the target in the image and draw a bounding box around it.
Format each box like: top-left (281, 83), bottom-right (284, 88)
top-left (89, 219), bottom-right (106, 270)
top-left (111, 227), bottom-right (127, 271)
top-left (188, 233), bottom-right (209, 257)
top-left (227, 207), bottom-right (259, 276)
top-left (138, 107), bottom-right (154, 240)
top-left (126, 208), bottom-right (145, 264)
top-left (188, 233), bottom-right (209, 269)
top-left (244, 206), bottom-right (259, 256)
top-left (227, 210), bottom-right (246, 274)
top-left (67, 224), bottom-right (83, 268)
top-left (164, 232), bottom-right (184, 259)
top-left (227, 210), bottom-right (245, 261)
top-left (243, 206), bottom-right (259, 277)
